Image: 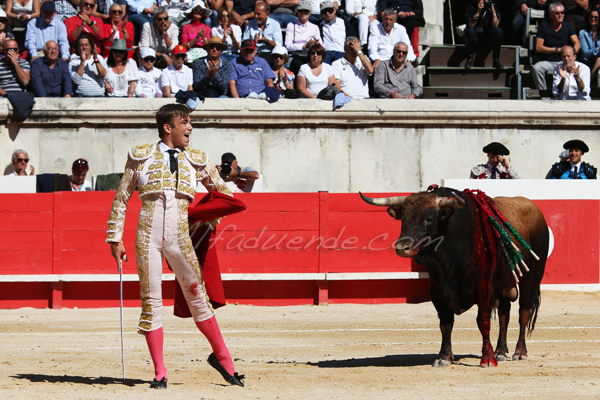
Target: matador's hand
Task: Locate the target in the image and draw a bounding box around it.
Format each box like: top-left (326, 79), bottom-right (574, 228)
top-left (111, 242), bottom-right (128, 270)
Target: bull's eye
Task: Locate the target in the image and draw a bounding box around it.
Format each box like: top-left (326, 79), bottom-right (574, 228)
top-left (424, 218), bottom-right (433, 226)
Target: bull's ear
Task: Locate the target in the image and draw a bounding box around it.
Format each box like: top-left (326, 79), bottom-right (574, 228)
top-left (387, 206), bottom-right (402, 219)
top-left (439, 206), bottom-right (455, 222)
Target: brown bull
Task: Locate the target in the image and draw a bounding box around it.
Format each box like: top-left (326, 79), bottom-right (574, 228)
top-left (361, 186), bottom-right (548, 367)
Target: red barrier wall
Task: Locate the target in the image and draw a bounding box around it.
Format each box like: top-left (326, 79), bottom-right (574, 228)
top-left (0, 193), bottom-right (597, 309)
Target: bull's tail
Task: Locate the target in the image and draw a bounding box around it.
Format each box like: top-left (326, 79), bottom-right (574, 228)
top-left (527, 290), bottom-right (541, 336)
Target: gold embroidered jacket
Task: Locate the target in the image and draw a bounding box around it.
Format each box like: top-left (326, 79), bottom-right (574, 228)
top-left (106, 142), bottom-right (232, 243)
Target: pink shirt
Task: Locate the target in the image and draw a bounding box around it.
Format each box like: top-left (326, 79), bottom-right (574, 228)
top-left (181, 21), bottom-right (211, 48)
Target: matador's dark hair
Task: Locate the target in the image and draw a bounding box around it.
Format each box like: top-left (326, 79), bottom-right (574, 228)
top-left (156, 104), bottom-right (191, 139)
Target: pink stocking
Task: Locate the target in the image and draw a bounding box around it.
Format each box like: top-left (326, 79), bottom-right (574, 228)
top-left (145, 327), bottom-right (168, 380)
top-left (195, 316), bottom-right (235, 375)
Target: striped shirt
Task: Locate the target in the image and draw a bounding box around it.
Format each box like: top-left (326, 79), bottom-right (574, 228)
top-left (0, 58), bottom-right (30, 93)
top-left (69, 55), bottom-right (108, 97)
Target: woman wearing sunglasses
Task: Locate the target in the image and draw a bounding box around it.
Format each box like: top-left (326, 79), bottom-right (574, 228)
top-left (70, 159), bottom-right (92, 192)
top-left (182, 0), bottom-right (212, 50)
top-left (579, 8), bottom-right (600, 86)
top-left (105, 39), bottom-right (140, 97)
top-left (296, 43), bottom-right (334, 98)
top-left (211, 6), bottom-right (241, 63)
top-left (101, 3), bottom-right (134, 59)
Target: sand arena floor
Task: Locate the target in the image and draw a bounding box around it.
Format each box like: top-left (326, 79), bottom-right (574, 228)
top-left (1, 291), bottom-right (599, 400)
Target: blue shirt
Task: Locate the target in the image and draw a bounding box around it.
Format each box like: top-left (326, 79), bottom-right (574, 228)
top-left (578, 29), bottom-right (599, 67)
top-left (242, 17), bottom-right (283, 53)
top-left (126, 0), bottom-right (158, 15)
top-left (31, 57), bottom-right (73, 97)
top-left (230, 56), bottom-right (276, 97)
top-left (25, 17), bottom-right (70, 58)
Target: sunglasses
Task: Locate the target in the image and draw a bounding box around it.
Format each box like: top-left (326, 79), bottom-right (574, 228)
top-left (111, 10), bottom-right (123, 14)
top-left (395, 50), bottom-right (407, 54)
top-left (309, 51), bottom-right (321, 56)
top-left (143, 56), bottom-right (156, 62)
top-left (208, 44), bottom-right (222, 50)
top-left (0, 19), bottom-right (6, 23)
top-left (272, 54), bottom-right (285, 59)
top-left (553, 11), bottom-right (564, 15)
top-left (174, 53), bottom-right (187, 58)
top-left (221, 14), bottom-right (229, 18)
top-left (17, 158), bottom-right (29, 162)
top-left (82, 2), bottom-right (95, 7)
top-left (322, 8), bottom-right (334, 14)
top-left (74, 159), bottom-right (88, 165)
top-left (591, 16), bottom-right (600, 20)
top-left (156, 17), bottom-right (168, 21)
top-left (193, 8), bottom-right (204, 13)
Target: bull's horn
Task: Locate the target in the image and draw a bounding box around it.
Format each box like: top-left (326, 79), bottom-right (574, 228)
top-left (436, 192), bottom-right (465, 208)
top-left (359, 192), bottom-right (407, 207)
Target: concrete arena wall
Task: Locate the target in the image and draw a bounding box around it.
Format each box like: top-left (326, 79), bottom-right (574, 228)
top-left (1, 98), bottom-right (599, 193)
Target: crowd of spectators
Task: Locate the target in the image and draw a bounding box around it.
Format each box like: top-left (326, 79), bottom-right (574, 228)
top-left (0, 0), bottom-right (425, 100)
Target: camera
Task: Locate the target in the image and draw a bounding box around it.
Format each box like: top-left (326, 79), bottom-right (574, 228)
top-left (484, 0), bottom-right (494, 7)
top-left (221, 161), bottom-right (232, 175)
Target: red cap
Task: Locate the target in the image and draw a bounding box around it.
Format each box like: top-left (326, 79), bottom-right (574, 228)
top-left (240, 39), bottom-right (256, 50)
top-left (172, 45), bottom-right (187, 55)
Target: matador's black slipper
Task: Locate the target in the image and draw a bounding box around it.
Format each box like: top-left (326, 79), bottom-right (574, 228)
top-left (207, 353), bottom-right (245, 387)
top-left (150, 377), bottom-right (167, 389)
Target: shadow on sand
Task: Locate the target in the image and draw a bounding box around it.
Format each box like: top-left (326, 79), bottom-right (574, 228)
top-left (298, 353), bottom-right (481, 368)
top-left (10, 373), bottom-right (148, 387)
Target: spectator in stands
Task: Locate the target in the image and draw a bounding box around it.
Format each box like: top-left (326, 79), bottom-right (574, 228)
top-left (374, 41), bottom-right (421, 98)
top-left (6, 0), bottom-right (41, 48)
top-left (579, 9), bottom-right (600, 82)
top-left (31, 40), bottom-right (72, 97)
top-left (211, 6), bottom-right (242, 62)
top-left (267, 0), bottom-right (299, 28)
top-left (242, 2), bottom-right (282, 60)
top-left (376, 0), bottom-right (423, 55)
top-left (285, 1), bottom-right (320, 74)
top-left (181, 1), bottom-right (211, 50)
top-left (545, 149), bottom-right (571, 178)
top-left (25, 2), bottom-right (70, 61)
top-left (226, 0), bottom-right (256, 27)
top-left (0, 10), bottom-right (16, 56)
top-left (470, 142), bottom-right (519, 179)
top-left (135, 47), bottom-right (163, 97)
top-left (549, 139), bottom-right (597, 179)
top-left (464, 0), bottom-right (504, 70)
top-left (348, 0), bottom-right (377, 48)
top-left (192, 36), bottom-right (231, 97)
top-left (552, 45), bottom-right (591, 99)
top-left (10, 149), bottom-right (34, 176)
top-left (54, 0), bottom-right (79, 23)
top-left (0, 40), bottom-right (31, 95)
top-left (297, 42), bottom-right (334, 97)
top-left (160, 0), bottom-right (194, 27)
top-left (332, 36), bottom-right (373, 99)
top-left (126, 0), bottom-right (158, 44)
top-left (101, 3), bottom-right (135, 59)
top-left (217, 152), bottom-right (260, 192)
top-left (105, 39), bottom-right (139, 97)
top-left (160, 44), bottom-right (193, 97)
top-left (140, 7), bottom-right (180, 68)
top-left (65, 0), bottom-right (106, 51)
top-left (229, 38), bottom-right (275, 97)
top-left (562, 0), bottom-right (588, 33)
top-left (320, 1), bottom-right (355, 64)
top-left (70, 158), bottom-right (93, 191)
top-left (511, 0), bottom-right (547, 45)
top-left (270, 45), bottom-right (294, 92)
top-left (92, 0), bottom-right (127, 21)
top-left (69, 34), bottom-right (107, 97)
top-left (368, 9), bottom-right (415, 69)
top-left (532, 2), bottom-right (580, 93)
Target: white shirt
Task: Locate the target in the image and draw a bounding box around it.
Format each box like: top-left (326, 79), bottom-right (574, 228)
top-left (69, 55), bottom-right (109, 97)
top-left (298, 62), bottom-right (335, 97)
top-left (552, 61), bottom-right (591, 100)
top-left (70, 179), bottom-right (93, 191)
top-left (136, 66), bottom-right (163, 98)
top-left (158, 141), bottom-right (180, 172)
top-left (159, 63), bottom-right (193, 95)
top-left (368, 22), bottom-right (416, 62)
top-left (105, 59), bottom-right (140, 97)
top-left (159, 0), bottom-right (193, 19)
top-left (332, 56), bottom-right (371, 99)
top-left (211, 25), bottom-right (242, 53)
top-left (321, 17), bottom-right (346, 52)
top-left (347, 0), bottom-right (377, 16)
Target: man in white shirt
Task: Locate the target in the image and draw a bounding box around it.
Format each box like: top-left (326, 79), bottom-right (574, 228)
top-left (320, 1), bottom-right (354, 64)
top-left (9, 149), bottom-right (35, 176)
top-left (160, 44), bottom-right (193, 97)
top-left (69, 34), bottom-right (108, 97)
top-left (136, 47), bottom-right (163, 97)
top-left (552, 45), bottom-right (591, 100)
top-left (332, 36), bottom-right (374, 99)
top-left (368, 8), bottom-right (415, 69)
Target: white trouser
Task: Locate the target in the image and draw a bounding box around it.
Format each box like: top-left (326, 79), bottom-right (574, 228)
top-left (357, 14), bottom-right (377, 45)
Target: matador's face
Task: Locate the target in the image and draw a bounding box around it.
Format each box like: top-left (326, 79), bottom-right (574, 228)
top-left (168, 115), bottom-right (192, 149)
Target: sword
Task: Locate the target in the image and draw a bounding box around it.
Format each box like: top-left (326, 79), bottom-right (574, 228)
top-left (118, 254), bottom-right (128, 382)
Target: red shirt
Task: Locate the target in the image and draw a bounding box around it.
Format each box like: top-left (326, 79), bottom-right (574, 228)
top-left (64, 14), bottom-right (106, 52)
top-left (101, 21), bottom-right (135, 59)
top-left (181, 21), bottom-right (212, 48)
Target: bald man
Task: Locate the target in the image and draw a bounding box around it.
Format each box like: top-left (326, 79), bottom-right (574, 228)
top-left (30, 40), bottom-right (73, 97)
top-left (0, 39), bottom-right (30, 96)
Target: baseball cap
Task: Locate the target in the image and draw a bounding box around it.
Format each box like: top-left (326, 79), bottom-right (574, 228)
top-left (241, 39), bottom-right (256, 50)
top-left (320, 1), bottom-right (334, 11)
top-left (41, 1), bottom-right (56, 12)
top-left (221, 152), bottom-right (236, 163)
top-left (140, 47), bottom-right (156, 59)
top-left (172, 45), bottom-right (187, 55)
top-left (272, 45), bottom-right (288, 56)
top-left (297, 1), bottom-right (312, 12)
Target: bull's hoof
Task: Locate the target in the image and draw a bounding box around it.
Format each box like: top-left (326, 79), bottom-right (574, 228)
top-left (512, 353), bottom-right (528, 361)
top-left (432, 358), bottom-right (452, 367)
top-left (496, 353), bottom-right (507, 362)
top-left (480, 356), bottom-right (498, 368)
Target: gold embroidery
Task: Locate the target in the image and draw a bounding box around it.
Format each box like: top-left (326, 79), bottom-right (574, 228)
top-left (184, 147), bottom-right (208, 167)
top-left (135, 198), bottom-right (156, 335)
top-left (130, 143), bottom-right (157, 160)
top-left (106, 157), bottom-right (139, 243)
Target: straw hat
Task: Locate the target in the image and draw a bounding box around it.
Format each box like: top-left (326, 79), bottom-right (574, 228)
top-left (202, 36), bottom-right (228, 51)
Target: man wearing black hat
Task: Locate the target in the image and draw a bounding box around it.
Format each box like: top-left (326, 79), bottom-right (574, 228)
top-left (549, 139), bottom-right (597, 179)
top-left (216, 152), bottom-right (259, 192)
top-left (470, 142), bottom-right (519, 179)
